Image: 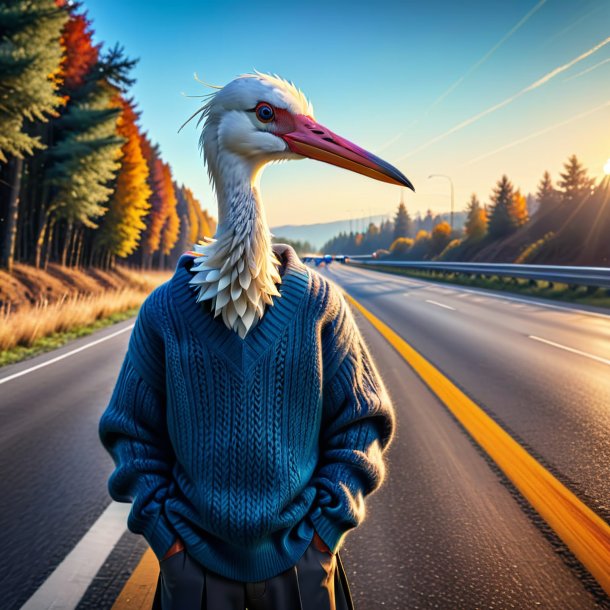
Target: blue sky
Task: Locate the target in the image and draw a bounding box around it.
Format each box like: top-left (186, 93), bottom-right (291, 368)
top-left (84, 0), bottom-right (610, 227)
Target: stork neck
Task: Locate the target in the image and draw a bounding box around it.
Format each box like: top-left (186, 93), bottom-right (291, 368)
top-left (214, 151), bottom-right (267, 235)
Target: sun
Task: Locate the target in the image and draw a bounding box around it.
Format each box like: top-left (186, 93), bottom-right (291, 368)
top-left (605, 158), bottom-right (610, 175)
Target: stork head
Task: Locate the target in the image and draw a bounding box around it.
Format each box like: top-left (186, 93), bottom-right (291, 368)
top-left (189, 71), bottom-right (414, 193)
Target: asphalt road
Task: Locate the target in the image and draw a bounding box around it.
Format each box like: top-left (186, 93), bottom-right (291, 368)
top-left (0, 265), bottom-right (608, 609)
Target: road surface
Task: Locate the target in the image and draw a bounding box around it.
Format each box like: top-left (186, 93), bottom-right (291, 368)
top-left (0, 263), bottom-right (608, 609)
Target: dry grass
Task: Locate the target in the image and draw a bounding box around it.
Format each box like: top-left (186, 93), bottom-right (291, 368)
top-left (0, 265), bottom-right (172, 352)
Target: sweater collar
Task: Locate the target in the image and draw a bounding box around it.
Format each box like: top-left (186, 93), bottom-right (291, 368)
top-left (170, 243), bottom-right (311, 361)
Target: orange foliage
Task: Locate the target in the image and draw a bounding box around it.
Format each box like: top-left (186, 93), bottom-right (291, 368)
top-left (105, 97), bottom-right (152, 257)
top-left (510, 190), bottom-right (529, 227)
top-left (140, 135), bottom-right (170, 255)
top-left (59, 7), bottom-right (99, 92)
top-left (160, 164), bottom-right (180, 255)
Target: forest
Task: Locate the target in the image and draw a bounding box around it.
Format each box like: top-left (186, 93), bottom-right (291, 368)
top-left (0, 0), bottom-right (216, 274)
top-left (322, 155), bottom-right (610, 267)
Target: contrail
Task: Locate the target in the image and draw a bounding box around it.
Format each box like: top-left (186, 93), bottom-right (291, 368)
top-left (563, 57), bottom-right (610, 83)
top-left (395, 36), bottom-right (610, 162)
top-left (458, 100), bottom-right (610, 168)
top-left (425, 0), bottom-right (547, 116)
top-left (375, 0), bottom-right (546, 156)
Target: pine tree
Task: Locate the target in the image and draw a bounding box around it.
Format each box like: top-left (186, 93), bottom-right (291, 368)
top-left (42, 6), bottom-right (137, 267)
top-left (464, 193), bottom-right (487, 241)
top-left (557, 154), bottom-right (594, 207)
top-left (488, 175), bottom-right (516, 238)
top-left (0, 0), bottom-right (68, 271)
top-left (536, 170), bottom-right (559, 216)
top-left (393, 201), bottom-right (411, 240)
top-left (93, 97), bottom-right (151, 263)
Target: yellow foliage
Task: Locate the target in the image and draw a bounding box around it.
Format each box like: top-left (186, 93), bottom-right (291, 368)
top-left (389, 237), bottom-right (413, 253)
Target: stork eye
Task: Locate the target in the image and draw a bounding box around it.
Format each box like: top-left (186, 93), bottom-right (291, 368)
top-left (255, 103), bottom-right (274, 123)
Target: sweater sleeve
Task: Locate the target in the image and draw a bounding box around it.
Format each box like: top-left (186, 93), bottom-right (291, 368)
top-left (309, 286), bottom-right (396, 554)
top-left (98, 293), bottom-right (177, 561)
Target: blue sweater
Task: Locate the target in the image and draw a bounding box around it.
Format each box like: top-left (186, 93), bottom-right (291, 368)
top-left (98, 243), bottom-right (395, 582)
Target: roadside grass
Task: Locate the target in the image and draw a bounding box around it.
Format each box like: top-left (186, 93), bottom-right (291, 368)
top-left (0, 269), bottom-right (172, 368)
top-left (349, 263), bottom-right (610, 310)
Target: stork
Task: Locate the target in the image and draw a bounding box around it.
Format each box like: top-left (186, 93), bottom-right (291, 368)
top-left (183, 71), bottom-right (414, 338)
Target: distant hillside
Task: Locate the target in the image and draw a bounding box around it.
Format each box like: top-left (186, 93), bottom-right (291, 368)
top-left (272, 212), bottom-right (465, 251)
top-left (271, 215), bottom-right (388, 250)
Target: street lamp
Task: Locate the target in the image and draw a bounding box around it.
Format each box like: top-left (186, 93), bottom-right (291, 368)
top-left (428, 174), bottom-right (454, 231)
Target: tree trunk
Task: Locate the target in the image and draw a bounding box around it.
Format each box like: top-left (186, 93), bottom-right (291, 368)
top-left (74, 227), bottom-right (84, 268)
top-left (0, 157), bottom-right (23, 272)
top-left (34, 208), bottom-right (51, 269)
top-left (43, 216), bottom-right (57, 271)
top-left (60, 220), bottom-right (73, 267)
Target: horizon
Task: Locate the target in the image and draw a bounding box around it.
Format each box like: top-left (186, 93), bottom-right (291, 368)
top-left (83, 0), bottom-right (610, 226)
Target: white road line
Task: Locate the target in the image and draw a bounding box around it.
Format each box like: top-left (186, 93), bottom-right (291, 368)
top-left (0, 324), bottom-right (134, 385)
top-left (529, 335), bottom-right (610, 367)
top-left (19, 501), bottom-right (130, 610)
top-left (426, 299), bottom-right (456, 311)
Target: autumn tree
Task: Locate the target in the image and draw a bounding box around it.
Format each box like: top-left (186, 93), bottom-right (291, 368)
top-left (389, 237), bottom-right (413, 256)
top-left (92, 97), bottom-right (151, 267)
top-left (464, 194), bottom-right (487, 241)
top-left (139, 135), bottom-right (171, 268)
top-left (410, 229), bottom-right (432, 259)
top-left (510, 189), bottom-right (529, 228)
top-left (0, 0), bottom-right (68, 270)
top-left (158, 163), bottom-right (180, 268)
top-left (430, 221), bottom-right (452, 256)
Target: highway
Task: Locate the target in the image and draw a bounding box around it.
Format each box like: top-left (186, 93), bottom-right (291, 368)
top-left (0, 262), bottom-right (608, 609)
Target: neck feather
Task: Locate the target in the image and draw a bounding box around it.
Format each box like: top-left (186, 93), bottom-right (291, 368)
top-left (188, 151), bottom-right (282, 338)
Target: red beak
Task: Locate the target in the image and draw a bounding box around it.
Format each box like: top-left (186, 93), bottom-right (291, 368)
top-left (279, 114), bottom-right (414, 191)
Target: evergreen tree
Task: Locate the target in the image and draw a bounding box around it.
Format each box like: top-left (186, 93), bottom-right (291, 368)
top-left (422, 209), bottom-right (434, 233)
top-left (393, 201), bottom-right (411, 240)
top-left (41, 5), bottom-right (137, 267)
top-left (0, 0), bottom-right (68, 271)
top-left (536, 170), bottom-right (559, 216)
top-left (464, 193), bottom-right (487, 241)
top-left (487, 175), bottom-right (515, 238)
top-left (557, 154), bottom-right (594, 207)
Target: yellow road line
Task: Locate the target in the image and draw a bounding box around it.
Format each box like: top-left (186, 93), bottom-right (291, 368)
top-left (111, 548), bottom-right (158, 610)
top-left (344, 291), bottom-right (610, 597)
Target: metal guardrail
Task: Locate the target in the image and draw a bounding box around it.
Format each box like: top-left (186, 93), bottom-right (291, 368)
top-left (345, 257), bottom-right (610, 288)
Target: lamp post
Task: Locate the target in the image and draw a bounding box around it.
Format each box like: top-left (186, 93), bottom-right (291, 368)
top-left (428, 174), bottom-right (454, 231)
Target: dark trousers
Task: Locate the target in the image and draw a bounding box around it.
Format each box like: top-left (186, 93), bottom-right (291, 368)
top-left (151, 539), bottom-right (355, 610)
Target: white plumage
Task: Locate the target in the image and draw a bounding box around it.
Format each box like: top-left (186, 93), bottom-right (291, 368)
top-left (186, 72), bottom-right (312, 338)
top-left (183, 70), bottom-right (413, 339)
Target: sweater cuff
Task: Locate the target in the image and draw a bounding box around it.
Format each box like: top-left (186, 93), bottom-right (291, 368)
top-left (141, 510), bottom-right (178, 561)
top-left (310, 506), bottom-right (351, 555)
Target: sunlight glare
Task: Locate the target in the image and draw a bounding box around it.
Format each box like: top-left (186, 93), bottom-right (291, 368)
top-left (605, 158), bottom-right (610, 175)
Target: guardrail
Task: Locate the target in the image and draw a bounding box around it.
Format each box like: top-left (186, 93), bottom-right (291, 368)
top-left (345, 258), bottom-right (610, 289)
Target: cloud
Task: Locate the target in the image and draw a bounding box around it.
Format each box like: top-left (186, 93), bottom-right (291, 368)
top-left (394, 36), bottom-right (610, 163)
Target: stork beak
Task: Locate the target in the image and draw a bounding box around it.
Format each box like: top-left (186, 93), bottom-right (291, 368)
top-left (280, 115), bottom-right (414, 191)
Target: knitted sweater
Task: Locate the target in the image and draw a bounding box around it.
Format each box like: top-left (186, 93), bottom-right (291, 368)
top-left (98, 243), bottom-right (395, 582)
